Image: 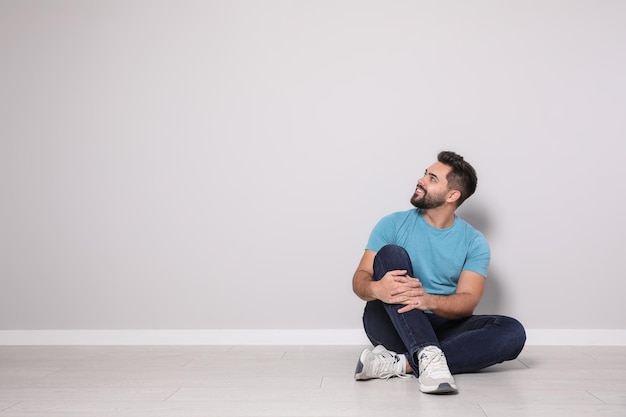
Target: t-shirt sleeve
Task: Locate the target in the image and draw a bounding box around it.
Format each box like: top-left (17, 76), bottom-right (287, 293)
top-left (365, 214), bottom-right (397, 252)
top-left (463, 232), bottom-right (490, 278)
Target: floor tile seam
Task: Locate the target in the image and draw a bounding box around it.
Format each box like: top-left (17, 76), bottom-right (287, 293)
top-left (585, 389), bottom-right (615, 405)
top-left (475, 401), bottom-right (489, 417)
top-left (476, 403), bottom-right (626, 412)
top-left (163, 387), bottom-right (181, 402)
top-left (471, 394), bottom-right (608, 407)
top-left (0, 401), bottom-right (22, 415)
top-left (141, 397), bottom-right (384, 405)
top-left (0, 392), bottom-right (187, 402)
top-left (180, 358), bottom-right (196, 368)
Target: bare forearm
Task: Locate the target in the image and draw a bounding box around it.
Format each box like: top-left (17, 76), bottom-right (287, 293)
top-left (352, 270), bottom-right (379, 301)
top-left (421, 293), bottom-right (478, 319)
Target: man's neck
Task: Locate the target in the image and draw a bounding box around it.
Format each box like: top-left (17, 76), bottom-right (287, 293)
top-left (421, 206), bottom-right (456, 229)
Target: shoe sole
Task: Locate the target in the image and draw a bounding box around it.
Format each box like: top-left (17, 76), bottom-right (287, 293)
top-left (419, 382), bottom-right (458, 394)
top-left (354, 349), bottom-right (370, 380)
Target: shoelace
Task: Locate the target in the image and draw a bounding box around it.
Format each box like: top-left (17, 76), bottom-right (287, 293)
top-left (371, 351), bottom-right (410, 380)
top-left (419, 348), bottom-right (450, 378)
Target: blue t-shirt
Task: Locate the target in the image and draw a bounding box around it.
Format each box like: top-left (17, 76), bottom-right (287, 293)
top-left (366, 209), bottom-right (490, 295)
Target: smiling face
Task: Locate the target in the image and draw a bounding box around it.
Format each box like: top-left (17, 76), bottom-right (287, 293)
top-left (410, 162), bottom-right (454, 210)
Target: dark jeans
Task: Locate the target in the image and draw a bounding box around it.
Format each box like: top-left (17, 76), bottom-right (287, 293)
top-left (362, 245), bottom-right (526, 376)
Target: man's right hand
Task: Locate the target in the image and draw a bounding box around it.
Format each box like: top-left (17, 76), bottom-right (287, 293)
top-left (375, 270), bottom-right (425, 305)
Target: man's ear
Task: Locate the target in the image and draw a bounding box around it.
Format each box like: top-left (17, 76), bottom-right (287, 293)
top-left (447, 190), bottom-right (461, 204)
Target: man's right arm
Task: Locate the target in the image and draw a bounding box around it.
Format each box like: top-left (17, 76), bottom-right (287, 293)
top-left (352, 250), bottom-right (379, 301)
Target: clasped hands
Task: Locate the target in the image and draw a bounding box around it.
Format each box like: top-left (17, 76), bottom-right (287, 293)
top-left (377, 270), bottom-right (431, 313)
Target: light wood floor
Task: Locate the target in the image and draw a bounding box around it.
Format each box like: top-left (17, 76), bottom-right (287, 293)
top-left (0, 345), bottom-right (624, 416)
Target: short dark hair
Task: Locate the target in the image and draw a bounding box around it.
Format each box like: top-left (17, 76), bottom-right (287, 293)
top-left (437, 151), bottom-right (477, 207)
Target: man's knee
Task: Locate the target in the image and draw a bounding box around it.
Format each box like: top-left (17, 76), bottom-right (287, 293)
top-left (373, 245), bottom-right (413, 280)
top-left (377, 244), bottom-right (409, 259)
top-left (499, 316), bottom-right (526, 360)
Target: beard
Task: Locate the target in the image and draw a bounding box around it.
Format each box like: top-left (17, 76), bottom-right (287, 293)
top-left (410, 187), bottom-right (447, 210)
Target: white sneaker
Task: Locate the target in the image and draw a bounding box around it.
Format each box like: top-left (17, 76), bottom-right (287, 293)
top-left (417, 346), bottom-right (457, 394)
top-left (354, 345), bottom-right (408, 380)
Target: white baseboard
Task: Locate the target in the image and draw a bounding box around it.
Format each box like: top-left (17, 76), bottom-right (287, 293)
top-left (0, 329), bottom-right (625, 346)
top-left (525, 329), bottom-right (626, 346)
top-left (0, 329), bottom-right (370, 346)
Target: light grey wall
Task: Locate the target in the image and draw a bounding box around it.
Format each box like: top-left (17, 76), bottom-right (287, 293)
top-left (1, 0), bottom-right (624, 331)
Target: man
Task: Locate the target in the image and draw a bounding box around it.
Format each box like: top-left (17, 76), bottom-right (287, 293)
top-left (352, 151), bottom-right (526, 394)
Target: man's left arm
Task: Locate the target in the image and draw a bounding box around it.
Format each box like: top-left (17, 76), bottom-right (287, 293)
top-left (396, 270), bottom-right (486, 319)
